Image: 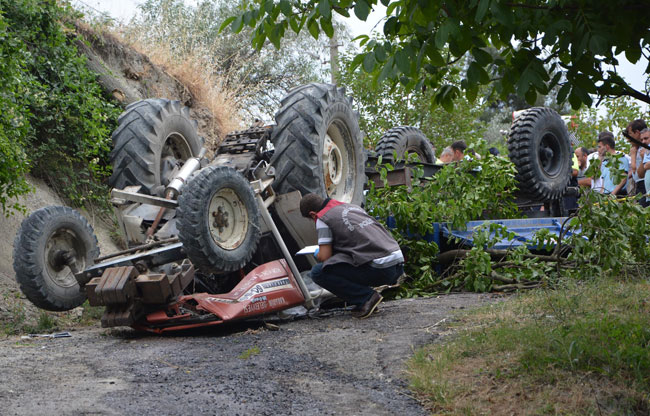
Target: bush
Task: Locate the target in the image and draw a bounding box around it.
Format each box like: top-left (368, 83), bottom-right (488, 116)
top-left (0, 0), bottom-right (121, 212)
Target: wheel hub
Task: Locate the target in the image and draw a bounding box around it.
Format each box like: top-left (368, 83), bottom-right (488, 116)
top-left (161, 133), bottom-right (193, 185)
top-left (208, 188), bottom-right (249, 250)
top-left (323, 134), bottom-right (344, 194)
top-left (44, 229), bottom-right (85, 288)
top-left (539, 132), bottom-right (562, 177)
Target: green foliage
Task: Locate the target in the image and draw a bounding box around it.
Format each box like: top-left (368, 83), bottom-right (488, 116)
top-left (366, 146), bottom-right (519, 295)
top-left (566, 191), bottom-right (650, 278)
top-left (238, 345), bottom-right (260, 359)
top-left (338, 50), bottom-right (486, 150)
top-left (570, 96), bottom-right (649, 150)
top-left (0, 0), bottom-right (120, 211)
top-left (229, 0), bottom-right (650, 110)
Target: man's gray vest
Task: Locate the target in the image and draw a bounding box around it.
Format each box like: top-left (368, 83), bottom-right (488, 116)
top-left (317, 200), bottom-right (400, 268)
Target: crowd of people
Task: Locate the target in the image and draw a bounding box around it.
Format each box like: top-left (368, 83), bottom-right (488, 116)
top-left (570, 119), bottom-right (649, 207)
top-left (431, 118), bottom-right (650, 209)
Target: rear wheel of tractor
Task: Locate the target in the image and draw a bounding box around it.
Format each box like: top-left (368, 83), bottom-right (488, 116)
top-left (177, 166), bottom-right (261, 273)
top-left (508, 107), bottom-right (572, 201)
top-left (375, 126), bottom-right (436, 163)
top-left (13, 206), bottom-right (99, 311)
top-left (270, 83), bottom-right (366, 205)
top-left (109, 99), bottom-right (204, 195)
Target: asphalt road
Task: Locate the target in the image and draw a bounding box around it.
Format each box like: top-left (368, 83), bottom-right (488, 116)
top-left (0, 293), bottom-right (497, 415)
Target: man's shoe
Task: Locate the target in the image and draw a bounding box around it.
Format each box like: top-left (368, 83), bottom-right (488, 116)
top-left (353, 291), bottom-right (383, 319)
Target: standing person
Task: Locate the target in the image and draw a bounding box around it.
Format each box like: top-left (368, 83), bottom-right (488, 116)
top-left (635, 128), bottom-right (650, 207)
top-left (627, 120), bottom-right (648, 199)
top-left (300, 193), bottom-right (404, 319)
top-left (596, 131), bottom-right (629, 196)
top-left (450, 140), bottom-right (467, 161)
top-left (438, 147), bottom-right (454, 163)
top-left (575, 146), bottom-right (591, 187)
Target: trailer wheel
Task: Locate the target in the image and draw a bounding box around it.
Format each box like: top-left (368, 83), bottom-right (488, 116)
top-left (271, 83), bottom-right (365, 205)
top-left (508, 107), bottom-right (572, 201)
top-left (177, 166), bottom-right (261, 273)
top-left (109, 99), bottom-right (204, 195)
top-left (13, 206), bottom-right (98, 311)
top-left (375, 126), bottom-right (436, 163)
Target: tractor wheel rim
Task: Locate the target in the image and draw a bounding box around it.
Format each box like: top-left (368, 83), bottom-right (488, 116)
top-left (323, 120), bottom-right (354, 202)
top-left (161, 132), bottom-right (193, 185)
top-left (539, 132), bottom-right (562, 177)
top-left (208, 188), bottom-right (249, 250)
top-left (45, 229), bottom-right (86, 288)
top-left (405, 145), bottom-right (427, 162)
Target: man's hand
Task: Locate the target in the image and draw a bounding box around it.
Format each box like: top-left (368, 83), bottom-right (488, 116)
top-left (316, 244), bottom-right (333, 262)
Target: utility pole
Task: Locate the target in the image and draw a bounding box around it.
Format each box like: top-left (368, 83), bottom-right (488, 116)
top-left (329, 22), bottom-right (339, 84)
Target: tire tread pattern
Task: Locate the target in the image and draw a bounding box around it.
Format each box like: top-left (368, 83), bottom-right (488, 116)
top-left (270, 83), bottom-right (365, 205)
top-left (13, 206), bottom-right (98, 311)
top-left (177, 166), bottom-right (261, 273)
top-left (507, 107), bottom-right (571, 201)
top-left (109, 99), bottom-right (203, 194)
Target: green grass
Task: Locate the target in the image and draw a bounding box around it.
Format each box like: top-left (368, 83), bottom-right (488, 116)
top-left (238, 346), bottom-right (260, 359)
top-left (408, 277), bottom-right (650, 415)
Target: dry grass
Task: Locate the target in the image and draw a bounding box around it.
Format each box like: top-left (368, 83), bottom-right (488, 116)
top-left (75, 20), bottom-right (244, 147)
top-left (124, 39), bottom-right (243, 139)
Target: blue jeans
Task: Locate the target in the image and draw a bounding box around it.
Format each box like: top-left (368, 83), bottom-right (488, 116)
top-left (310, 262), bottom-right (404, 306)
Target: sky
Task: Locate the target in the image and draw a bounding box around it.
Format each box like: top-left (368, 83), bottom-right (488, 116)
top-left (75, 0), bottom-right (648, 112)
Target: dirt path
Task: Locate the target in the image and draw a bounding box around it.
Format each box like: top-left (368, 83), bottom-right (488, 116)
top-left (0, 293), bottom-right (498, 415)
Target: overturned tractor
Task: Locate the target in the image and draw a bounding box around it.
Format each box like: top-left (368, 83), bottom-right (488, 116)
top-left (12, 83), bottom-right (573, 331)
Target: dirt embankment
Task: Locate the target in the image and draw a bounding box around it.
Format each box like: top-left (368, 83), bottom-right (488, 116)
top-left (1, 23), bottom-right (229, 326)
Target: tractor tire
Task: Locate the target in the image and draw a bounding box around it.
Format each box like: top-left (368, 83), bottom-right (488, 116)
top-left (270, 83), bottom-right (366, 205)
top-left (375, 126), bottom-right (436, 163)
top-left (176, 166), bottom-right (261, 273)
top-left (13, 206), bottom-right (99, 311)
top-left (508, 107), bottom-right (572, 201)
top-left (109, 99), bottom-right (204, 195)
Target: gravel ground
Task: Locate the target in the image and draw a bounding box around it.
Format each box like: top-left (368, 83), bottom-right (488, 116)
top-left (0, 293), bottom-right (499, 415)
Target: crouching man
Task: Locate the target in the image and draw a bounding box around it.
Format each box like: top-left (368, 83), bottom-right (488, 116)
top-left (300, 193), bottom-right (404, 319)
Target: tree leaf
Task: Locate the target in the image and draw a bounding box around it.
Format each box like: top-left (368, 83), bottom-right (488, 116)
top-left (318, 0), bottom-right (331, 21)
top-left (307, 18), bottom-right (320, 39)
top-left (363, 52), bottom-right (376, 72)
top-left (557, 83), bottom-right (571, 104)
top-left (475, 0), bottom-right (490, 22)
top-left (321, 17), bottom-right (334, 37)
top-left (279, 0), bottom-right (292, 16)
top-left (219, 16), bottom-right (236, 33)
top-left (395, 48), bottom-right (411, 74)
top-left (471, 47), bottom-right (492, 66)
top-left (354, 0), bottom-right (370, 21)
top-left (374, 44), bottom-right (387, 62)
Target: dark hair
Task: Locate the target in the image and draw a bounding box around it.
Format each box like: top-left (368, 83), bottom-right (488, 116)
top-left (597, 131), bottom-right (615, 149)
top-left (577, 146), bottom-right (589, 157)
top-left (627, 119), bottom-right (647, 133)
top-left (450, 140), bottom-right (467, 152)
top-left (300, 193), bottom-right (324, 218)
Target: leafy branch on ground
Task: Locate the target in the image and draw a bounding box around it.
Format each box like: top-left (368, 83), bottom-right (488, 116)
top-left (367, 147), bottom-right (650, 296)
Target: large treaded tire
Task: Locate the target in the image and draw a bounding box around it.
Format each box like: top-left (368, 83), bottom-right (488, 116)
top-left (177, 166), bottom-right (261, 273)
top-left (109, 99), bottom-right (204, 195)
top-left (270, 83), bottom-right (365, 205)
top-left (13, 206), bottom-right (99, 311)
top-left (375, 126), bottom-right (436, 163)
top-left (508, 107), bottom-right (572, 201)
